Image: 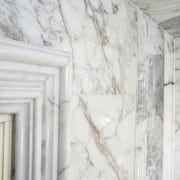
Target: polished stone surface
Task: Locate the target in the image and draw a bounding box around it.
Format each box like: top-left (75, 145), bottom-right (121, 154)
top-left (131, 0), bottom-right (180, 37)
top-left (0, 0), bottom-right (176, 180)
top-left (136, 10), bottom-right (164, 180)
top-left (0, 41), bottom-right (70, 180)
top-left (164, 32), bottom-right (175, 180)
top-left (175, 38), bottom-right (180, 180)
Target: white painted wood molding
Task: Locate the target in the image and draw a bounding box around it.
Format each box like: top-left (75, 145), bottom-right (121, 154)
top-left (0, 38), bottom-right (71, 180)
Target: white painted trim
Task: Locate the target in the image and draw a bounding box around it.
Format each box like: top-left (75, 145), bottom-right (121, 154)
top-left (0, 115), bottom-right (13, 123)
top-left (135, 9), bottom-right (147, 180)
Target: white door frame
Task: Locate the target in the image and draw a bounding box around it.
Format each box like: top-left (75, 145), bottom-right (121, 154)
top-left (0, 38), bottom-right (71, 180)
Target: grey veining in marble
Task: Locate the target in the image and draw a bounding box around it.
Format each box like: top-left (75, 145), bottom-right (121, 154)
top-left (0, 0), bottom-right (176, 180)
top-left (70, 95), bottom-right (136, 180)
top-left (163, 31), bottom-right (175, 180)
top-left (174, 37), bottom-right (180, 180)
top-left (131, 0), bottom-right (180, 37)
top-left (137, 10), bottom-right (164, 180)
top-left (146, 55), bottom-right (164, 180)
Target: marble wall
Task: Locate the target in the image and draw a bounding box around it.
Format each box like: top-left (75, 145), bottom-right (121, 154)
top-left (137, 10), bottom-right (164, 180)
top-left (163, 32), bottom-right (175, 180)
top-left (175, 38), bottom-right (180, 180)
top-left (0, 0), bottom-right (175, 180)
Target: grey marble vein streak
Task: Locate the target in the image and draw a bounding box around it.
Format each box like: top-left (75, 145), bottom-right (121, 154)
top-left (164, 81), bottom-right (175, 86)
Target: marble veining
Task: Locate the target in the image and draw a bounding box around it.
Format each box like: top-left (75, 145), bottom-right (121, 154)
top-left (174, 37), bottom-right (180, 180)
top-left (131, 0), bottom-right (180, 37)
top-left (163, 32), bottom-right (175, 180)
top-left (0, 0), bottom-right (139, 95)
top-left (0, 0), bottom-right (176, 180)
top-left (137, 10), bottom-right (164, 180)
top-left (0, 39), bottom-right (71, 180)
top-left (164, 81), bottom-right (175, 86)
top-left (70, 95), bottom-right (135, 180)
top-left (61, 0), bottom-right (138, 95)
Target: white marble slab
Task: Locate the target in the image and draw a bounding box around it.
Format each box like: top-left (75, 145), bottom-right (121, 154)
top-left (174, 37), bottom-right (180, 180)
top-left (70, 95), bottom-right (136, 180)
top-left (0, 114), bottom-right (13, 180)
top-left (0, 1), bottom-right (176, 180)
top-left (163, 31), bottom-right (175, 180)
top-left (136, 9), bottom-right (165, 180)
